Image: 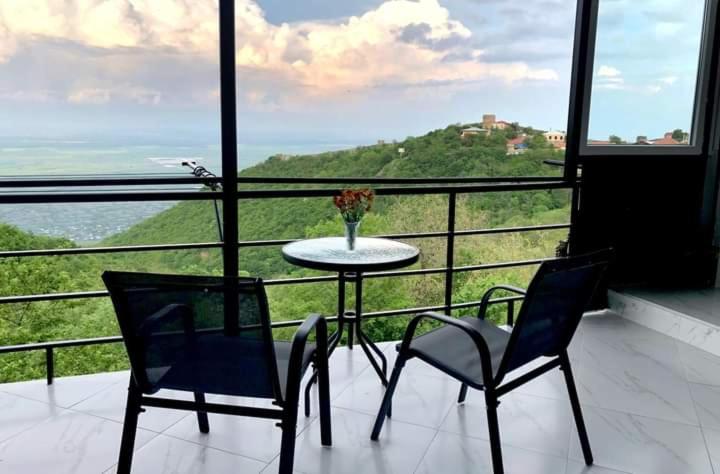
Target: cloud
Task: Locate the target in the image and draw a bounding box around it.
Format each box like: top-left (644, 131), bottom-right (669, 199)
top-left (0, 0), bottom-right (559, 104)
top-left (595, 65), bottom-right (680, 95)
top-left (67, 88), bottom-right (111, 105)
top-left (597, 65), bottom-right (621, 77)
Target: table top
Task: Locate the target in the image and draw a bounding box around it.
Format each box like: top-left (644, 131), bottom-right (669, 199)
top-left (282, 237), bottom-right (420, 272)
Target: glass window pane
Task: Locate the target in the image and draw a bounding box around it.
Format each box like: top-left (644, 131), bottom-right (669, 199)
top-left (0, 3), bottom-right (220, 176)
top-left (236, 0), bottom-right (577, 176)
top-left (586, 0), bottom-right (706, 146)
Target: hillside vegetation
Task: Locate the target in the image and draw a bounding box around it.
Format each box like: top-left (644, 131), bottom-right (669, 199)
top-left (0, 124), bottom-right (570, 381)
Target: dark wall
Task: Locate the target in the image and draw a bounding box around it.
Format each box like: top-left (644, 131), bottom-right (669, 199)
top-left (573, 156), bottom-right (717, 288)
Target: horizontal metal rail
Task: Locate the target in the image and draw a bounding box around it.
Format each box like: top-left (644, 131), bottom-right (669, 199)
top-left (0, 176), bottom-right (223, 188)
top-left (0, 242), bottom-right (224, 258)
top-left (0, 224), bottom-right (568, 258)
top-left (235, 176), bottom-right (566, 184)
top-left (0, 190), bottom-right (223, 204)
top-left (0, 295), bottom-right (524, 355)
top-left (0, 257), bottom-right (549, 304)
top-left (237, 181), bottom-right (571, 200)
top-left (0, 181), bottom-right (572, 204)
top-left (0, 175), bottom-right (566, 189)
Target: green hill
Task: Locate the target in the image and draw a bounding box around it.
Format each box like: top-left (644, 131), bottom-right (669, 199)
top-left (0, 124), bottom-right (570, 381)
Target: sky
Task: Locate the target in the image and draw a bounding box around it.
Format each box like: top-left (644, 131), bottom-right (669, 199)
top-left (0, 0), bottom-right (707, 146)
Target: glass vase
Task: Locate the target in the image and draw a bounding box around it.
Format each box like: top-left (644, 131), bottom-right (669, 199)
top-left (344, 220), bottom-right (360, 251)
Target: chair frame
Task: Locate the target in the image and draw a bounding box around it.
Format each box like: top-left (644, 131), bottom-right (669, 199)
top-left (371, 254), bottom-right (607, 474)
top-left (106, 273), bottom-right (332, 474)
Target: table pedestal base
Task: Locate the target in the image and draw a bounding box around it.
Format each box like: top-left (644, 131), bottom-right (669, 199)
top-left (303, 272), bottom-right (389, 417)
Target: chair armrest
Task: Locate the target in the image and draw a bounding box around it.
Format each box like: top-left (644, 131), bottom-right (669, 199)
top-left (138, 304), bottom-right (194, 337)
top-left (477, 285), bottom-right (526, 320)
top-left (399, 311), bottom-right (496, 384)
top-left (285, 314), bottom-right (328, 404)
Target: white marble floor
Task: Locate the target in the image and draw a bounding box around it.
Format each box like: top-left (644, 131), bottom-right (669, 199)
top-left (1, 311), bottom-right (719, 473)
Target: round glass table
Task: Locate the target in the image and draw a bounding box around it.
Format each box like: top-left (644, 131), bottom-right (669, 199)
top-left (282, 237), bottom-right (419, 389)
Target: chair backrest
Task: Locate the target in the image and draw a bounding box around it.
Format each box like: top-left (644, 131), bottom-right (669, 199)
top-left (495, 250), bottom-right (610, 381)
top-left (103, 271), bottom-right (282, 401)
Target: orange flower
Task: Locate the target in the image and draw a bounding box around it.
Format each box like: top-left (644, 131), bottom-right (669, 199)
top-left (333, 188), bottom-right (375, 222)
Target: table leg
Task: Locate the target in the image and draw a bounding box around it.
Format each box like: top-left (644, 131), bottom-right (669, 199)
top-left (304, 271), bottom-right (346, 417)
top-left (354, 273), bottom-right (389, 385)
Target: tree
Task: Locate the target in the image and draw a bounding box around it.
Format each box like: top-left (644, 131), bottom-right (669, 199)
top-left (609, 135), bottom-right (624, 145)
top-left (672, 129), bottom-right (686, 142)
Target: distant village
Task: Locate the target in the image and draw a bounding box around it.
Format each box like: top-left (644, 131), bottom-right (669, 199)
top-left (459, 114), bottom-right (689, 155)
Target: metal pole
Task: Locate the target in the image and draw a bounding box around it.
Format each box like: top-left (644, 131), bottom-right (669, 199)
top-left (445, 192), bottom-right (457, 314)
top-left (219, 0), bottom-right (239, 335)
top-left (46, 348), bottom-right (54, 385)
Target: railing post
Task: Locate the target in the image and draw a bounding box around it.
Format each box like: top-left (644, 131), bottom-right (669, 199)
top-left (46, 348), bottom-right (54, 385)
top-left (219, 0), bottom-right (240, 336)
top-left (445, 192), bottom-right (457, 315)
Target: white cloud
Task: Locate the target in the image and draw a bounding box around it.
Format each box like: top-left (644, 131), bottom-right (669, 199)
top-left (655, 21), bottom-right (683, 38)
top-left (0, 0), bottom-right (559, 102)
top-left (597, 65), bottom-right (621, 78)
top-left (67, 88), bottom-right (111, 104)
top-left (659, 75), bottom-right (678, 85)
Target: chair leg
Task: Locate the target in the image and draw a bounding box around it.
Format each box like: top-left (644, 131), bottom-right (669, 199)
top-left (278, 408), bottom-right (298, 474)
top-left (117, 378), bottom-right (142, 474)
top-left (458, 383), bottom-right (469, 403)
top-left (194, 392), bottom-right (210, 434)
top-left (370, 357), bottom-right (405, 440)
top-left (561, 354), bottom-right (593, 466)
top-left (485, 390), bottom-right (504, 474)
top-left (317, 355), bottom-right (332, 446)
top-left (304, 369), bottom-right (317, 418)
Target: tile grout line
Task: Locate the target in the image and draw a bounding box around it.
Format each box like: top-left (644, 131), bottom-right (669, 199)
top-left (411, 428), bottom-right (440, 474)
top-left (682, 343), bottom-right (719, 474)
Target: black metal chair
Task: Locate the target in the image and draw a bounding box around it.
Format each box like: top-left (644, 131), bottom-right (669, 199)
top-left (371, 251), bottom-right (610, 474)
top-left (103, 272), bottom-right (331, 474)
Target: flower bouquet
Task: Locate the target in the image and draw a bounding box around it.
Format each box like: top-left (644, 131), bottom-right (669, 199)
top-left (333, 188), bottom-right (374, 250)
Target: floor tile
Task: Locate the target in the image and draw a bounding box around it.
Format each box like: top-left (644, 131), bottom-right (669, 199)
top-left (72, 385), bottom-right (192, 433)
top-left (292, 407), bottom-right (436, 474)
top-left (507, 357), bottom-right (570, 401)
top-left (332, 369), bottom-right (456, 429)
top-left (689, 383), bottom-right (720, 430)
top-left (700, 427), bottom-right (720, 473)
top-left (304, 346), bottom-right (374, 414)
top-left (163, 396), bottom-right (313, 463)
top-left (0, 392), bottom-right (61, 443)
top-left (576, 325), bottom-right (698, 425)
top-left (415, 430), bottom-right (567, 474)
top-left (440, 390), bottom-right (573, 458)
top-left (568, 405), bottom-right (713, 474)
top-left (262, 457), bottom-right (308, 474)
top-left (0, 409), bottom-right (156, 474)
top-left (0, 370), bottom-right (129, 408)
top-left (112, 434), bottom-right (266, 474)
top-left (678, 342), bottom-right (720, 386)
top-left (565, 460), bottom-right (631, 474)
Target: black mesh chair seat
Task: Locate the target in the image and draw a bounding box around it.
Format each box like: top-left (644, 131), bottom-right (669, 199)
top-left (157, 338), bottom-right (316, 399)
top-left (404, 315), bottom-right (509, 387)
top-left (104, 272), bottom-right (331, 474)
top-left (372, 250), bottom-right (612, 474)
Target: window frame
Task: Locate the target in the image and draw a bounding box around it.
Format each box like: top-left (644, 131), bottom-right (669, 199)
top-left (577, 0), bottom-right (718, 157)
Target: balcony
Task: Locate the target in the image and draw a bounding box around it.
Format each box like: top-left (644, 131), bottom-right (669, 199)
top-left (0, 310), bottom-right (718, 474)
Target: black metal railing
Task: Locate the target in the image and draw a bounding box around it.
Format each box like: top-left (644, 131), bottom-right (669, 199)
top-left (0, 175), bottom-right (575, 384)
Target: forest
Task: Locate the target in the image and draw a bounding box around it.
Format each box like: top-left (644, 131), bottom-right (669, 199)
top-left (0, 123), bottom-right (570, 382)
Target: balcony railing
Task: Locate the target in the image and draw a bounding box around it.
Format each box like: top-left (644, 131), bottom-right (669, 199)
top-left (0, 175), bottom-right (576, 384)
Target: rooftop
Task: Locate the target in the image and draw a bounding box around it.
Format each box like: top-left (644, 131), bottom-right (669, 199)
top-left (1, 311), bottom-right (718, 474)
